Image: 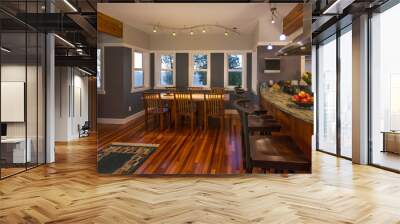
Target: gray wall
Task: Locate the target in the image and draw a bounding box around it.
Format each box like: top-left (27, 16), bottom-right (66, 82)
top-left (176, 53), bottom-right (189, 88)
top-left (257, 46), bottom-right (301, 85)
top-left (98, 47), bottom-right (144, 119)
top-left (211, 53), bottom-right (224, 88)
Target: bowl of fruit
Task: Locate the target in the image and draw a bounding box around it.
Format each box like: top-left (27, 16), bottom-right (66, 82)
top-left (291, 91), bottom-right (314, 108)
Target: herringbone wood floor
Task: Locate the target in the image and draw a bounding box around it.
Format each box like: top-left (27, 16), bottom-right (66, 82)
top-left (1, 119), bottom-right (400, 223)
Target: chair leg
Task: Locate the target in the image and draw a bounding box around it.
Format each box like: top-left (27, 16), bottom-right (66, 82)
top-left (145, 113), bottom-right (148, 129)
top-left (191, 114), bottom-right (194, 131)
top-left (175, 114), bottom-right (178, 130)
top-left (160, 114), bottom-right (164, 130)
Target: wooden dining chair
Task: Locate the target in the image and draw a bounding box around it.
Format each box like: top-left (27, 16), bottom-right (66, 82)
top-left (143, 92), bottom-right (170, 130)
top-left (174, 92), bottom-right (196, 130)
top-left (203, 92), bottom-right (225, 129)
top-left (210, 87), bottom-right (225, 94)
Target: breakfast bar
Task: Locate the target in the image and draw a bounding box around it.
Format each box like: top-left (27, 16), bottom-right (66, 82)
top-left (260, 88), bottom-right (313, 161)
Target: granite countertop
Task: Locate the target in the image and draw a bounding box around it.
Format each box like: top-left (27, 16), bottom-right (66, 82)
top-left (261, 89), bottom-right (314, 124)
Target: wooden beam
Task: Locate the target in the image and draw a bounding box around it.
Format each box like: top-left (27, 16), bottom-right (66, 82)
top-left (97, 12), bottom-right (123, 38)
top-left (283, 4), bottom-right (303, 36)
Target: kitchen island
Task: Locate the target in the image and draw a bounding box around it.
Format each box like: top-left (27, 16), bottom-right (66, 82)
top-left (261, 88), bottom-right (313, 161)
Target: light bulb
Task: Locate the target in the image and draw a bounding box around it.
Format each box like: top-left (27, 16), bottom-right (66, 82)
top-left (224, 31), bottom-right (228, 36)
top-left (202, 28), bottom-right (206, 33)
top-left (279, 33), bottom-right (286, 41)
top-left (172, 32), bottom-right (176, 36)
top-left (267, 44), bottom-right (273, 50)
top-left (190, 31), bottom-right (194, 35)
top-left (271, 19), bottom-right (275, 24)
top-left (153, 28), bottom-right (157, 33)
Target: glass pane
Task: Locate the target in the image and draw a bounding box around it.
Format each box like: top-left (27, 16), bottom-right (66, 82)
top-left (134, 52), bottom-right (142, 69)
top-left (27, 32), bottom-right (38, 168)
top-left (371, 4), bottom-right (400, 171)
top-left (192, 71), bottom-right (207, 86)
top-left (318, 37), bottom-right (337, 154)
top-left (228, 71), bottom-right (242, 86)
top-left (38, 33), bottom-right (45, 165)
top-left (228, 54), bottom-right (243, 69)
top-left (1, 32), bottom-right (27, 177)
top-left (160, 70), bottom-right (173, 86)
top-left (97, 49), bottom-right (101, 88)
top-left (161, 55), bottom-right (173, 70)
top-left (134, 70), bottom-right (144, 87)
top-left (340, 29), bottom-right (352, 158)
top-left (193, 54), bottom-right (208, 70)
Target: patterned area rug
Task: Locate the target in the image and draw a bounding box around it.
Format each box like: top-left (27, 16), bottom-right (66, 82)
top-left (97, 143), bottom-right (159, 175)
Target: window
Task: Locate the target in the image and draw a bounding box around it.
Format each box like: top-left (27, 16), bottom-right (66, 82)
top-left (97, 48), bottom-right (105, 94)
top-left (317, 36), bottom-right (337, 155)
top-left (133, 51), bottom-right (144, 88)
top-left (190, 53), bottom-right (209, 87)
top-left (160, 54), bottom-right (174, 86)
top-left (225, 54), bottom-right (245, 89)
top-left (370, 3), bottom-right (400, 171)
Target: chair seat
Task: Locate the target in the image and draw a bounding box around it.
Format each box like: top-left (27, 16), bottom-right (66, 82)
top-left (249, 135), bottom-right (310, 171)
top-left (248, 116), bottom-right (281, 132)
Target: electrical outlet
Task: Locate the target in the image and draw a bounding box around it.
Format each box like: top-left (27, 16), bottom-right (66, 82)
top-left (128, 106), bottom-right (132, 111)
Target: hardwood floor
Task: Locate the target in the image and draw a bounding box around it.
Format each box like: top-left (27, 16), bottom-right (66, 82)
top-left (98, 115), bottom-right (243, 174)
top-left (0, 118), bottom-right (400, 223)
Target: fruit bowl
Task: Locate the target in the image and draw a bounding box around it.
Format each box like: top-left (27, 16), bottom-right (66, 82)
top-left (291, 91), bottom-right (314, 108)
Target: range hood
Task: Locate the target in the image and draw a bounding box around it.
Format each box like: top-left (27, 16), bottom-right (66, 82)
top-left (276, 3), bottom-right (312, 56)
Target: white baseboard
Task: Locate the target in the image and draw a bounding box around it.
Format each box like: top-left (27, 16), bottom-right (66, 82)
top-left (98, 110), bottom-right (145, 124)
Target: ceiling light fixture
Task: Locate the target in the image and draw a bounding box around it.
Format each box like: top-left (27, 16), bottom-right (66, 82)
top-left (1, 47), bottom-right (11, 53)
top-left (172, 32), bottom-right (176, 37)
top-left (270, 7), bottom-right (277, 24)
top-left (54, 34), bottom-right (75, 48)
top-left (202, 28), bottom-right (206, 33)
top-left (190, 30), bottom-right (194, 35)
top-left (153, 26), bottom-right (157, 33)
top-left (63, 0), bottom-right (78, 12)
top-left (279, 33), bottom-right (287, 41)
top-left (267, 44), bottom-right (273, 50)
top-left (224, 31), bottom-right (229, 36)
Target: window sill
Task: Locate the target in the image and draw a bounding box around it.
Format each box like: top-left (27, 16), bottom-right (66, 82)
top-left (131, 86), bottom-right (150, 93)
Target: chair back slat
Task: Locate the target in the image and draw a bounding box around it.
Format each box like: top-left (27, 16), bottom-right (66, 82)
top-left (174, 92), bottom-right (194, 114)
top-left (143, 92), bottom-right (162, 113)
top-left (204, 93), bottom-right (224, 116)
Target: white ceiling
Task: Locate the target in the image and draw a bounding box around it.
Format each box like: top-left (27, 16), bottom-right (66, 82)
top-left (97, 3), bottom-right (296, 36)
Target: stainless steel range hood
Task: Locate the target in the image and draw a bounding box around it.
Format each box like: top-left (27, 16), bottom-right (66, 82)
top-left (276, 3), bottom-right (312, 56)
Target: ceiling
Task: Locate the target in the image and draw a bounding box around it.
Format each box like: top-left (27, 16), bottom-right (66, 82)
top-left (97, 3), bottom-right (296, 35)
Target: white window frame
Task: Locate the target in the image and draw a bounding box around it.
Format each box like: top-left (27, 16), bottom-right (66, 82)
top-left (155, 52), bottom-right (176, 88)
top-left (189, 52), bottom-right (211, 88)
top-left (224, 52), bottom-right (247, 90)
top-left (97, 47), bottom-right (105, 94)
top-left (131, 49), bottom-right (150, 93)
top-left (132, 50), bottom-right (144, 90)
